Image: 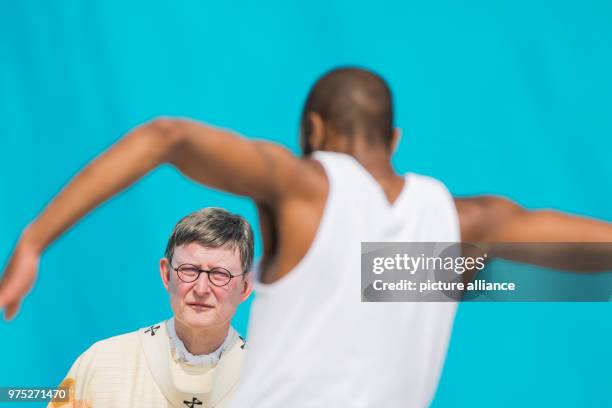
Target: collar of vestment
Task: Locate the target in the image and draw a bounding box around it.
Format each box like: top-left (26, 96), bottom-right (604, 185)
top-left (139, 320), bottom-right (247, 408)
top-left (166, 318), bottom-right (235, 367)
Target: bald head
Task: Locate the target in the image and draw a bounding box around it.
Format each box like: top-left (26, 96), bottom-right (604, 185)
top-left (301, 67), bottom-right (394, 155)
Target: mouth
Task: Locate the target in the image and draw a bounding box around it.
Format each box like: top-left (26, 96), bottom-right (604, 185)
top-left (187, 303), bottom-right (214, 311)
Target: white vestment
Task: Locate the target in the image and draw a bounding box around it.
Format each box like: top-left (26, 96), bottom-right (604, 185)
top-left (50, 320), bottom-right (246, 408)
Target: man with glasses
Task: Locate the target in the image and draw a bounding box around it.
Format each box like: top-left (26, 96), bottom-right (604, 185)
top-left (50, 207), bottom-right (253, 408)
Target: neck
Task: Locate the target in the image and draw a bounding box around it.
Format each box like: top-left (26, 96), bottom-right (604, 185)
top-left (173, 319), bottom-right (229, 356)
top-left (323, 135), bottom-right (405, 203)
top-left (326, 135), bottom-right (398, 179)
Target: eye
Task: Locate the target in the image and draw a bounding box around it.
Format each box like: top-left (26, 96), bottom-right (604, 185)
top-left (209, 268), bottom-right (232, 285)
top-left (177, 265), bottom-right (199, 275)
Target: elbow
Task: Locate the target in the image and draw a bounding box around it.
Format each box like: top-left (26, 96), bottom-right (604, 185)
top-left (148, 117), bottom-right (186, 144)
top-left (143, 117), bottom-right (187, 162)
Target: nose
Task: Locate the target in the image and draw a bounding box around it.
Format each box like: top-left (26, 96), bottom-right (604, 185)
top-left (191, 272), bottom-right (212, 295)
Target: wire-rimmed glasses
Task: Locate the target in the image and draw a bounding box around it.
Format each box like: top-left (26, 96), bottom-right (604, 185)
top-left (171, 263), bottom-right (245, 287)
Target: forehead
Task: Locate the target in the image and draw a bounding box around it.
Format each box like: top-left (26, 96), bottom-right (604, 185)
top-left (172, 242), bottom-right (241, 270)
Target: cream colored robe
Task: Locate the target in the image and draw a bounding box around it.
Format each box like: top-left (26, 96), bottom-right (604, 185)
top-left (49, 321), bottom-right (246, 408)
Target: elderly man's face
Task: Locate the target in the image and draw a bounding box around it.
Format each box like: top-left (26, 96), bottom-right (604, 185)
top-left (160, 242), bottom-right (251, 331)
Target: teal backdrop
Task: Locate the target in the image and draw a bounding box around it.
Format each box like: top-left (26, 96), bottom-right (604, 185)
top-left (1, 1), bottom-right (611, 407)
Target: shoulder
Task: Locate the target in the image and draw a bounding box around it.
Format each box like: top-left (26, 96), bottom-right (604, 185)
top-left (406, 173), bottom-right (452, 196)
top-left (88, 330), bottom-right (141, 356)
top-left (405, 173), bottom-right (456, 215)
top-left (247, 142), bottom-right (327, 205)
top-left (55, 328), bottom-right (150, 404)
top-left (454, 195), bottom-right (524, 241)
top-left (71, 329), bottom-right (143, 372)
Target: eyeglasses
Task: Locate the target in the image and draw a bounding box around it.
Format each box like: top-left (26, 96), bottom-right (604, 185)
top-left (171, 263), bottom-right (245, 287)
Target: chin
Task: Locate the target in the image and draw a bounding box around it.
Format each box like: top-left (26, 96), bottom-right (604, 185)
top-left (181, 310), bottom-right (217, 329)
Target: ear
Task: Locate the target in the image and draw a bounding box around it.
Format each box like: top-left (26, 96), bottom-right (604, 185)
top-left (160, 258), bottom-right (171, 291)
top-left (307, 112), bottom-right (327, 152)
top-left (390, 127), bottom-right (402, 154)
top-left (239, 273), bottom-right (253, 302)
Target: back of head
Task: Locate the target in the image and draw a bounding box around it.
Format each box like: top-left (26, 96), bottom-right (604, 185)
top-left (301, 67), bottom-right (394, 155)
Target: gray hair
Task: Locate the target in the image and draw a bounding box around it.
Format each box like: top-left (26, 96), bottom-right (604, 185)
top-left (164, 207), bottom-right (254, 274)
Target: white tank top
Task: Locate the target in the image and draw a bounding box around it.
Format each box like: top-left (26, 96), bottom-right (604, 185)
top-left (231, 152), bottom-right (461, 408)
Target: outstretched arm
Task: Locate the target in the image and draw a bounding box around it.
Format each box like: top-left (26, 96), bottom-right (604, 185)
top-left (455, 196), bottom-right (612, 271)
top-left (0, 118), bottom-right (304, 320)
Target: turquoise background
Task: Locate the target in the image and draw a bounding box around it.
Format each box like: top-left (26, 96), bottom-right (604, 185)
top-left (1, 1), bottom-right (611, 406)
